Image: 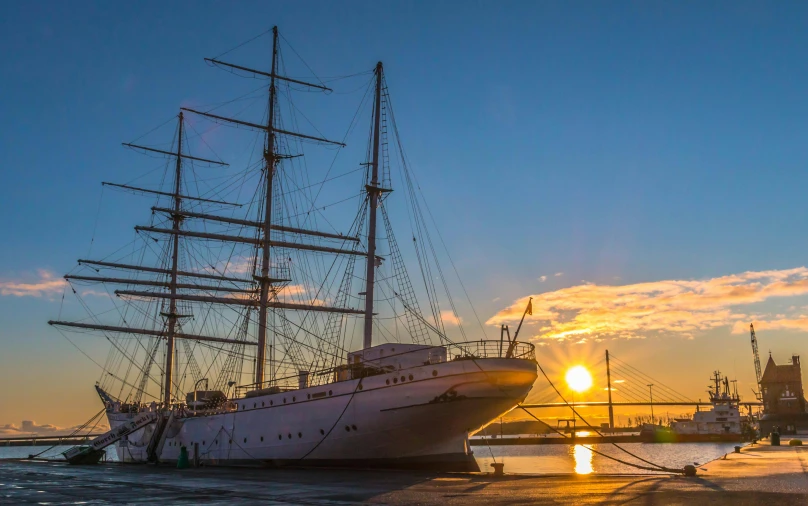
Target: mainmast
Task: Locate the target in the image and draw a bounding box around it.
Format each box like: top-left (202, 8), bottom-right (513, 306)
top-left (163, 111), bottom-right (183, 407)
top-left (255, 26), bottom-right (279, 385)
top-left (362, 62), bottom-right (383, 350)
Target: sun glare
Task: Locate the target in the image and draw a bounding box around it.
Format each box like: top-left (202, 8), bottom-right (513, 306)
top-left (565, 365), bottom-right (592, 393)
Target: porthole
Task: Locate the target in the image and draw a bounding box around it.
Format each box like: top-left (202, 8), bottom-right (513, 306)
top-left (328, 390), bottom-right (333, 396)
top-left (278, 435), bottom-right (282, 440)
top-left (351, 425), bottom-right (357, 431)
top-left (270, 400), bottom-right (274, 406)
top-left (386, 379), bottom-right (390, 385)
top-left (401, 376), bottom-right (405, 382)
top-left (215, 440), bottom-right (218, 445)
top-left (262, 402), bottom-right (265, 407)
top-left (242, 404), bottom-right (245, 410)
top-left (320, 429), bottom-right (325, 435)
top-left (298, 432), bottom-right (302, 438)
top-left (243, 438), bottom-right (247, 443)
top-left (432, 370), bottom-right (438, 377)
top-left (293, 396), bottom-right (296, 402)
top-left (307, 394), bottom-right (311, 399)
top-left (253, 403), bottom-right (256, 408)
top-left (283, 398), bottom-right (287, 404)
top-left (288, 433), bottom-right (292, 439)
top-left (393, 377), bottom-right (398, 384)
top-left (260, 436), bottom-right (264, 442)
top-left (202, 441), bottom-right (205, 445)
top-left (345, 425), bottom-right (351, 432)
top-left (229, 439), bottom-right (232, 444)
top-left (408, 374), bottom-right (413, 381)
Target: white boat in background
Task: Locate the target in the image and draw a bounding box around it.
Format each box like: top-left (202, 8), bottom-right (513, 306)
top-left (643, 371), bottom-right (747, 443)
top-left (51, 26), bottom-right (537, 471)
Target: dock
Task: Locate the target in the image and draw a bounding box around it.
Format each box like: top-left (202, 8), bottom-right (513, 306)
top-left (2, 439), bottom-right (807, 504)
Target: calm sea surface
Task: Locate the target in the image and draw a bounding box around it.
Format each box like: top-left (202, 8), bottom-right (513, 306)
top-left (0, 442), bottom-right (739, 475)
top-left (473, 442), bottom-right (742, 474)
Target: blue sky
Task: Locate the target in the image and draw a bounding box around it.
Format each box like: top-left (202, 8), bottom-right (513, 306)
top-left (2, 1), bottom-right (808, 429)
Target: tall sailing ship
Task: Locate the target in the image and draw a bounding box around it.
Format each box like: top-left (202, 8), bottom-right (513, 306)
top-left (50, 27), bottom-right (537, 471)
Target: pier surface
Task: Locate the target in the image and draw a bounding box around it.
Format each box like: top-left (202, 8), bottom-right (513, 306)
top-left (1, 441), bottom-right (807, 504)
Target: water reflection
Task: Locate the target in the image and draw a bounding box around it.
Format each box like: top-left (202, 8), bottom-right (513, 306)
top-left (573, 444), bottom-right (593, 474)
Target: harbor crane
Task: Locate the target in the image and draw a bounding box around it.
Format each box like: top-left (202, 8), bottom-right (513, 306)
top-left (750, 323), bottom-right (763, 401)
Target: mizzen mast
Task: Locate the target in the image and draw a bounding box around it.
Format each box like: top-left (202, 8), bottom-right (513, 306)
top-left (362, 62), bottom-right (384, 350)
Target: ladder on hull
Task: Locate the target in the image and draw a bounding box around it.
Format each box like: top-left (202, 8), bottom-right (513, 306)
top-left (146, 411), bottom-right (174, 463)
top-left (62, 411), bottom-right (158, 464)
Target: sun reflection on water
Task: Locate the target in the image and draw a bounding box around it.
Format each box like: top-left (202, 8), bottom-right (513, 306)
top-left (573, 445), bottom-right (593, 475)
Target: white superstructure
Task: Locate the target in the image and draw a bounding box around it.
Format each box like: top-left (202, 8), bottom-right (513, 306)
top-left (671, 372), bottom-right (743, 436)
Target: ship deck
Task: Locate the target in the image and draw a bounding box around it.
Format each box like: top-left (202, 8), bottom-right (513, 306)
top-left (2, 439), bottom-right (808, 504)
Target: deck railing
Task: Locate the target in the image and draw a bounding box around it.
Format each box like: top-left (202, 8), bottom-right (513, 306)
top-left (234, 340), bottom-right (536, 398)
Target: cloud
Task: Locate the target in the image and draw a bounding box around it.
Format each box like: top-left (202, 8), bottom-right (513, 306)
top-left (554, 272), bottom-right (564, 277)
top-left (731, 318), bottom-right (808, 334)
top-left (204, 256), bottom-right (255, 276)
top-left (538, 276), bottom-right (548, 283)
top-left (275, 284), bottom-right (306, 297)
top-left (0, 420), bottom-right (109, 436)
top-left (440, 310), bottom-right (462, 327)
top-left (0, 270), bottom-right (65, 298)
top-left (488, 267), bottom-right (808, 341)
top-left (81, 289), bottom-right (111, 298)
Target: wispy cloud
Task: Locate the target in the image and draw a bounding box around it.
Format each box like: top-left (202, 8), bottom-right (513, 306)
top-left (0, 270), bottom-right (65, 298)
top-left (81, 289), bottom-right (111, 298)
top-left (538, 275), bottom-right (548, 283)
top-left (440, 309), bottom-right (462, 327)
top-left (554, 272), bottom-right (564, 277)
top-left (488, 267), bottom-right (808, 341)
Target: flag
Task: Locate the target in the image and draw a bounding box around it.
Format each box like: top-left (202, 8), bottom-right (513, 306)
top-left (526, 299), bottom-right (533, 316)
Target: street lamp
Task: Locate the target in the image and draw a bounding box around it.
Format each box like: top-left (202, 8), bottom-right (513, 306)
top-left (647, 384), bottom-right (655, 424)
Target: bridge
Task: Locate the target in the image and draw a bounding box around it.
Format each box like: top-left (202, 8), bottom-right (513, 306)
top-left (0, 434), bottom-right (106, 447)
top-left (522, 401), bottom-right (762, 408)
top-left (520, 350), bottom-right (762, 428)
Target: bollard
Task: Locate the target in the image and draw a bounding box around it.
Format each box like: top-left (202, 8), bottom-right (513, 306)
top-left (771, 432), bottom-right (781, 446)
top-left (177, 446), bottom-right (190, 469)
top-left (490, 462), bottom-right (505, 476)
top-left (734, 446), bottom-right (741, 453)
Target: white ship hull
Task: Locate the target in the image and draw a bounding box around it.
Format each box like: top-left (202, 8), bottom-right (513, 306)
top-left (106, 356), bottom-right (537, 471)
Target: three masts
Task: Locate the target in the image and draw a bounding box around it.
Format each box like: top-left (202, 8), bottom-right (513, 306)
top-left (50, 27), bottom-right (390, 408)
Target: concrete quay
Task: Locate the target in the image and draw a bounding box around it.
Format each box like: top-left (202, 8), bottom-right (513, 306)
top-left (1, 441), bottom-right (807, 504)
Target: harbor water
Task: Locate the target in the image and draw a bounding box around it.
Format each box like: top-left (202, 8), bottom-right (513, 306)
top-left (1, 442), bottom-right (740, 474)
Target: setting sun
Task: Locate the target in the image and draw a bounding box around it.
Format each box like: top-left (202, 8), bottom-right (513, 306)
top-left (565, 365), bottom-right (593, 393)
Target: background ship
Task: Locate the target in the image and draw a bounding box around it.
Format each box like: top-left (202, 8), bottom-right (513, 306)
top-left (642, 371), bottom-right (751, 443)
top-left (50, 27), bottom-right (537, 471)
